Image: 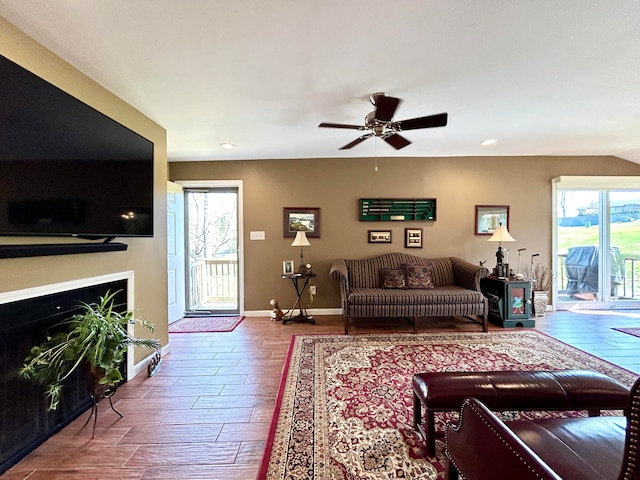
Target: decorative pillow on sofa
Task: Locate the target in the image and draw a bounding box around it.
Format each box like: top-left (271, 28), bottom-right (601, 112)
top-left (404, 264), bottom-right (435, 289)
top-left (380, 268), bottom-right (406, 289)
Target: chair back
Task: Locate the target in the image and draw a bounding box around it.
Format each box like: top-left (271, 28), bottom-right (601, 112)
top-left (619, 376), bottom-right (640, 479)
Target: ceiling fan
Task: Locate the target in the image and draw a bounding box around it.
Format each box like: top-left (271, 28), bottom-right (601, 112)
top-left (318, 92), bottom-right (448, 150)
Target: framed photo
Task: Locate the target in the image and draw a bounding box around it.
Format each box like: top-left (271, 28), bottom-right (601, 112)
top-left (368, 230), bottom-right (392, 243)
top-left (475, 205), bottom-right (509, 236)
top-left (283, 207), bottom-right (320, 238)
top-left (404, 228), bottom-right (423, 248)
top-left (282, 260), bottom-right (295, 275)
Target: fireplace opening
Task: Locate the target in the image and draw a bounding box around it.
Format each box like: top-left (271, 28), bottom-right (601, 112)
top-left (0, 279), bottom-right (128, 474)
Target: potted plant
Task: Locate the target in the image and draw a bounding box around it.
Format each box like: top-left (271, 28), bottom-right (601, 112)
top-left (18, 290), bottom-right (160, 426)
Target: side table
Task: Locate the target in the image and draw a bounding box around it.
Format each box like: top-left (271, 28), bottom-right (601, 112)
top-left (480, 276), bottom-right (534, 328)
top-left (281, 272), bottom-right (316, 324)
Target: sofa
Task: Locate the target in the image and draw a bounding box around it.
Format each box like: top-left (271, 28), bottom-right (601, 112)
top-left (329, 252), bottom-right (489, 334)
top-left (444, 375), bottom-right (640, 480)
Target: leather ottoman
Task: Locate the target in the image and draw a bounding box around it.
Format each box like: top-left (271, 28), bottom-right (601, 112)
top-left (412, 369), bottom-right (630, 456)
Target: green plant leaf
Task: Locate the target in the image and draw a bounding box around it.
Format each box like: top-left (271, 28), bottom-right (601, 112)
top-left (19, 289), bottom-right (160, 411)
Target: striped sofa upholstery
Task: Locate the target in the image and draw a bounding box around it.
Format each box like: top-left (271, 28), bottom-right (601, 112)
top-left (330, 253), bottom-right (489, 334)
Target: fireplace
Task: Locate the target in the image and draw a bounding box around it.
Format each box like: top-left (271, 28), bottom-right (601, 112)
top-left (0, 273), bottom-right (132, 474)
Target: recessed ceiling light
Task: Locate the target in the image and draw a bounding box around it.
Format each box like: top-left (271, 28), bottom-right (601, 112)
top-left (480, 139), bottom-right (497, 145)
top-left (220, 142), bottom-right (235, 149)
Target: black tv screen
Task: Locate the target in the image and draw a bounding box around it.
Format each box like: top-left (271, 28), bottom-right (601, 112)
top-left (0, 54), bottom-right (154, 238)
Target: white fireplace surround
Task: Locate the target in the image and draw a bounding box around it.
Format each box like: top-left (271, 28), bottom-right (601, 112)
top-left (0, 271), bottom-right (153, 380)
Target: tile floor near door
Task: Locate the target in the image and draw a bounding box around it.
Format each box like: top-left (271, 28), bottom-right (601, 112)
top-left (3, 312), bottom-right (640, 480)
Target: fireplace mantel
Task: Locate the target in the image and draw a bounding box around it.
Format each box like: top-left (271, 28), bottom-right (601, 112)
top-left (0, 270), bottom-right (136, 380)
top-left (0, 271), bottom-right (134, 304)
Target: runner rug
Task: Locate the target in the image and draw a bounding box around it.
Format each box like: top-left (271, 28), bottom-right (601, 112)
top-left (258, 331), bottom-right (636, 480)
top-left (613, 327), bottom-right (640, 339)
top-left (168, 316), bottom-right (244, 333)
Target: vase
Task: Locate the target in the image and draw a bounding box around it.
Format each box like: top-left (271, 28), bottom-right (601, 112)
top-left (533, 290), bottom-right (549, 317)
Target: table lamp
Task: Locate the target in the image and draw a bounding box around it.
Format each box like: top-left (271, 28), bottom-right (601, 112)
top-left (488, 224), bottom-right (515, 278)
top-left (291, 230), bottom-right (311, 274)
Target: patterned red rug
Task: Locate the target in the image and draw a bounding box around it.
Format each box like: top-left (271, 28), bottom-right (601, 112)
top-left (613, 327), bottom-right (640, 339)
top-left (168, 316), bottom-right (244, 333)
top-left (258, 331), bottom-right (636, 480)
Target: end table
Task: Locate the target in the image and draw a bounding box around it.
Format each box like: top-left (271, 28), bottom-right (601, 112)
top-left (480, 276), bottom-right (534, 328)
top-left (281, 272), bottom-right (316, 324)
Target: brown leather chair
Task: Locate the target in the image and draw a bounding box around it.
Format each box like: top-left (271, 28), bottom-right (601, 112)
top-left (445, 376), bottom-right (640, 480)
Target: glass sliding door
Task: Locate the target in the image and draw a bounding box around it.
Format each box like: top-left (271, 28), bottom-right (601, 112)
top-left (556, 190), bottom-right (603, 306)
top-left (609, 191), bottom-right (640, 307)
top-left (555, 183), bottom-right (640, 310)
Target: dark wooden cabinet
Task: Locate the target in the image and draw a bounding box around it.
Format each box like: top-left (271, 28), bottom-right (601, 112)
top-left (480, 276), bottom-right (534, 328)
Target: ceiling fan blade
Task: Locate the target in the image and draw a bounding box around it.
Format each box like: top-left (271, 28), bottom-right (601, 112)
top-left (397, 112), bottom-right (448, 131)
top-left (340, 134), bottom-right (373, 150)
top-left (318, 122), bottom-right (363, 130)
top-left (384, 133), bottom-right (411, 150)
top-left (374, 95), bottom-right (401, 122)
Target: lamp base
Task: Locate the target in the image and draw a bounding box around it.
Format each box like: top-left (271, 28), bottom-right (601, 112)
top-left (493, 263), bottom-right (509, 278)
top-left (297, 264), bottom-right (308, 274)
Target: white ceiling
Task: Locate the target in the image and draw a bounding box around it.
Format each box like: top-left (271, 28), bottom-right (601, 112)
top-left (2, 1), bottom-right (640, 163)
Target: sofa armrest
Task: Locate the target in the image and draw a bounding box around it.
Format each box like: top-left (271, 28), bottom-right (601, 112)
top-left (450, 257), bottom-right (489, 291)
top-left (445, 398), bottom-right (562, 480)
top-left (330, 259), bottom-right (348, 282)
top-left (330, 259), bottom-right (350, 312)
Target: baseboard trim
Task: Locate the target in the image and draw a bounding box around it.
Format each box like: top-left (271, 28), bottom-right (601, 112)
top-left (244, 308), bottom-right (342, 317)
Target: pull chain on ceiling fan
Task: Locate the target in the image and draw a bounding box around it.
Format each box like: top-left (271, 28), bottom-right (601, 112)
top-left (374, 136), bottom-right (378, 172)
top-left (318, 92), bottom-right (448, 151)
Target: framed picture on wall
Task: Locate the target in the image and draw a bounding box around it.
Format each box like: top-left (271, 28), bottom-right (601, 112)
top-left (283, 207), bottom-right (320, 238)
top-left (475, 205), bottom-right (509, 236)
top-left (368, 230), bottom-right (392, 243)
top-left (404, 228), bottom-right (423, 248)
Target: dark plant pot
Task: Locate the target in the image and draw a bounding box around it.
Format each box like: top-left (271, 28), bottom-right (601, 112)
top-left (81, 361), bottom-right (110, 399)
top-left (81, 360), bottom-right (123, 438)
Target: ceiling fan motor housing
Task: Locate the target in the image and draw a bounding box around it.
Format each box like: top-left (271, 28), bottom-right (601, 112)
top-left (365, 111), bottom-right (387, 136)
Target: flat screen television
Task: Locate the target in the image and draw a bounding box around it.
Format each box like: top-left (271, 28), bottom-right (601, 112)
top-left (0, 54), bottom-right (154, 239)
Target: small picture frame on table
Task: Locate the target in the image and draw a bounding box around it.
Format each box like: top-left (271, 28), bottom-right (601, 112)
top-left (475, 205), bottom-right (509, 236)
top-left (404, 228), bottom-right (423, 248)
top-left (368, 230), bottom-right (392, 243)
top-left (282, 260), bottom-right (295, 275)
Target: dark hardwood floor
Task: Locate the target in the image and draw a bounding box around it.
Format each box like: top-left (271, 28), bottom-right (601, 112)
top-left (3, 311), bottom-right (640, 479)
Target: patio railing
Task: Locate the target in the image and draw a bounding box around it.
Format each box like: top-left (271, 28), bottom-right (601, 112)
top-left (189, 258), bottom-right (238, 307)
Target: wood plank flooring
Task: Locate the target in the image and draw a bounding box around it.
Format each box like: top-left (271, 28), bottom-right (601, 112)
top-left (3, 312), bottom-right (640, 479)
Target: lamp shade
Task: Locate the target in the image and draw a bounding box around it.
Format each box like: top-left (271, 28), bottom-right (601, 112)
top-left (488, 225), bottom-right (516, 243)
top-left (291, 230), bottom-right (311, 247)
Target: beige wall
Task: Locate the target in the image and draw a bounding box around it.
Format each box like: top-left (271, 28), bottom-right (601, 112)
top-left (0, 18), bottom-right (169, 361)
top-left (170, 155), bottom-right (640, 311)
top-left (5, 16), bottom-right (639, 329)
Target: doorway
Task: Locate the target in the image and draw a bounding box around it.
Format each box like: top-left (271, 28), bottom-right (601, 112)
top-left (554, 177), bottom-right (640, 310)
top-left (180, 181), bottom-right (243, 316)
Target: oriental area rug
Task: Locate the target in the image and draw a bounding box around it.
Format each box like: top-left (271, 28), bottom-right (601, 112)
top-left (258, 331), bottom-right (637, 480)
top-left (613, 327), bottom-right (640, 339)
top-left (168, 316), bottom-right (244, 333)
